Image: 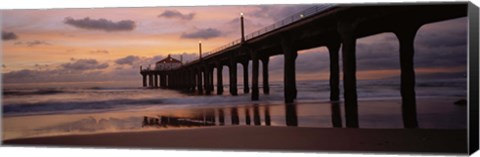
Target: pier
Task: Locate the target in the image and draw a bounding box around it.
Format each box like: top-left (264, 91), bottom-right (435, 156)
top-left (140, 3), bottom-right (467, 128)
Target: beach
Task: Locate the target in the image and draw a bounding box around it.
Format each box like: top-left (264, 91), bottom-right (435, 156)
top-left (4, 126), bottom-right (467, 154)
top-left (1, 79), bottom-right (468, 154)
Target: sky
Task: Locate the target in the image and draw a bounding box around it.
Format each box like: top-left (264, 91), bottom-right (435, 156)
top-left (1, 4), bottom-right (468, 85)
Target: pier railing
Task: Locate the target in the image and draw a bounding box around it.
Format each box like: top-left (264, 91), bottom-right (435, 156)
top-left (143, 4), bottom-right (337, 70)
top-left (202, 4), bottom-right (336, 59)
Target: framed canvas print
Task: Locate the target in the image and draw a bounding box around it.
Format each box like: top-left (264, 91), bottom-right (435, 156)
top-left (1, 0), bottom-right (479, 156)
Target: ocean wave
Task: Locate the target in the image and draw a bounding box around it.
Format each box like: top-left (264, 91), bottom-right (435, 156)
top-left (2, 89), bottom-right (68, 96)
top-left (3, 98), bottom-right (164, 115)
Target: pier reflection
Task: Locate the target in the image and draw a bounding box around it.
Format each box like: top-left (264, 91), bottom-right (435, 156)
top-left (285, 104), bottom-right (298, 126)
top-left (138, 101), bottom-right (395, 129)
top-left (331, 102), bottom-right (342, 128)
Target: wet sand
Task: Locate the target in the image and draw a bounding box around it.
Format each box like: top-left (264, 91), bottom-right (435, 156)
top-left (4, 126), bottom-right (467, 154)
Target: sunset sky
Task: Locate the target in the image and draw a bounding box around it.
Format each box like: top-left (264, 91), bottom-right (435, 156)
top-left (1, 4), bottom-right (467, 84)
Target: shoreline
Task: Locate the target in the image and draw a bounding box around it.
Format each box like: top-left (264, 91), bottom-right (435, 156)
top-left (2, 96), bottom-right (467, 140)
top-left (3, 126), bottom-right (467, 154)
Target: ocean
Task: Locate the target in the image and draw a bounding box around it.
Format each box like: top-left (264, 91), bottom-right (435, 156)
top-left (2, 78), bottom-right (468, 140)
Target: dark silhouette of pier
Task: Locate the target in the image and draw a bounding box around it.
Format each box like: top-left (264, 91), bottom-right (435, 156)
top-left (140, 3), bottom-right (467, 128)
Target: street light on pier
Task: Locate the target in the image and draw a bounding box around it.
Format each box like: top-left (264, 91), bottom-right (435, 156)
top-left (240, 12), bottom-right (245, 42)
top-left (199, 40), bottom-right (202, 60)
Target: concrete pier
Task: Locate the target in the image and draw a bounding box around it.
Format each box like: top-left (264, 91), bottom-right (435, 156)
top-left (138, 4), bottom-right (467, 128)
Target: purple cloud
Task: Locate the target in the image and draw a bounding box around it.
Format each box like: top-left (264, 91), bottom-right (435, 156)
top-left (64, 17), bottom-right (135, 32)
top-left (181, 28), bottom-right (222, 40)
top-left (158, 10), bottom-right (195, 20)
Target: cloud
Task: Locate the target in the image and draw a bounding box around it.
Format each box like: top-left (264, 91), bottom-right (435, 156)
top-left (90, 49), bottom-right (109, 54)
top-left (181, 28), bottom-right (222, 40)
top-left (34, 64), bottom-right (50, 70)
top-left (157, 10), bottom-right (195, 21)
top-left (64, 17), bottom-right (135, 32)
top-left (14, 40), bottom-right (50, 47)
top-left (115, 55), bottom-right (140, 65)
top-left (3, 69), bottom-right (37, 79)
top-left (248, 5), bottom-right (310, 21)
top-left (60, 59), bottom-right (109, 71)
top-left (2, 31), bottom-right (18, 40)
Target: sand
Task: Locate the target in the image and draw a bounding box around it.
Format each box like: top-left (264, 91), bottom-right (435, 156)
top-left (3, 126), bottom-right (467, 154)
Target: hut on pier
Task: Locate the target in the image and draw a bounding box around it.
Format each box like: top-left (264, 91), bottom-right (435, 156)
top-left (155, 54), bottom-right (182, 71)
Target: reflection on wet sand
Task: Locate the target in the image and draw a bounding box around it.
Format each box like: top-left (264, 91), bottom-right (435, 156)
top-left (218, 109), bottom-right (225, 125)
top-left (331, 102), bottom-right (342, 128)
top-left (264, 105), bottom-right (271, 126)
top-left (231, 107), bottom-right (239, 125)
top-left (141, 112), bottom-right (216, 128)
top-left (245, 108), bottom-right (251, 125)
top-left (285, 104), bottom-right (298, 126)
top-left (138, 100), bottom-right (419, 129)
top-left (2, 97), bottom-right (465, 140)
top-left (253, 104), bottom-right (261, 126)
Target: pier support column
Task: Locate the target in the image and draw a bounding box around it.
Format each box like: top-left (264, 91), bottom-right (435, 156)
top-left (242, 61), bottom-right (250, 94)
top-left (190, 70), bottom-right (195, 91)
top-left (394, 25), bottom-right (420, 128)
top-left (229, 59), bottom-right (238, 96)
top-left (327, 41), bottom-right (341, 101)
top-left (148, 74), bottom-right (153, 87)
top-left (262, 57), bottom-right (270, 94)
top-left (338, 20), bottom-right (359, 128)
top-left (154, 74), bottom-right (158, 88)
top-left (160, 73), bottom-right (166, 88)
top-left (204, 66), bottom-right (211, 95)
top-left (171, 72), bottom-right (175, 89)
top-left (164, 73), bottom-right (168, 88)
top-left (209, 67), bottom-right (214, 93)
top-left (142, 74), bottom-right (147, 87)
top-left (217, 64), bottom-right (224, 95)
top-left (281, 37), bottom-right (298, 103)
top-left (189, 70), bottom-right (195, 91)
top-left (251, 51), bottom-right (259, 100)
top-left (197, 70), bottom-right (203, 94)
